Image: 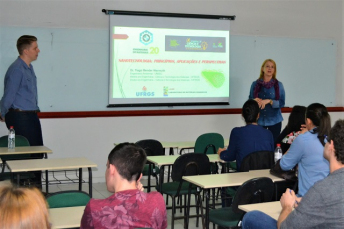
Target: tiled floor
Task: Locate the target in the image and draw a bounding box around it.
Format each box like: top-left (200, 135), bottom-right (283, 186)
top-left (45, 178), bottom-right (214, 229)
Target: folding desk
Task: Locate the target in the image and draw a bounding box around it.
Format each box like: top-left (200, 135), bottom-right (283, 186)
top-left (238, 201), bottom-right (281, 220)
top-left (7, 157), bottom-right (97, 197)
top-left (183, 169), bottom-right (284, 229)
top-left (50, 206), bottom-right (85, 228)
top-left (0, 146), bottom-right (52, 170)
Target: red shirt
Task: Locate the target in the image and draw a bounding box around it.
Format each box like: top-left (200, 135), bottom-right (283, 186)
top-left (80, 189), bottom-right (167, 229)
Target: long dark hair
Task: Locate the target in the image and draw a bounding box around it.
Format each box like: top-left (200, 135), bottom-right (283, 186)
top-left (285, 106), bottom-right (307, 133)
top-left (306, 103), bottom-right (331, 146)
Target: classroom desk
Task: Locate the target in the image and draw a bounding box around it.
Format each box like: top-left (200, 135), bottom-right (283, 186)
top-left (0, 146), bottom-right (53, 171)
top-left (182, 170), bottom-right (284, 229)
top-left (7, 157), bottom-right (97, 197)
top-left (0, 145), bottom-right (52, 157)
top-left (50, 206), bottom-right (85, 229)
top-left (238, 201), bottom-right (281, 220)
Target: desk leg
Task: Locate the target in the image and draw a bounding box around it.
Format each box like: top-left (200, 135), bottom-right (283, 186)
top-left (169, 147), bottom-right (174, 155)
top-left (148, 163), bottom-right (151, 193)
top-left (79, 168), bottom-right (82, 191)
top-left (88, 167), bottom-right (92, 198)
top-left (205, 189), bottom-right (210, 229)
top-left (158, 165), bottom-right (165, 194)
top-left (17, 173), bottom-right (20, 186)
top-left (45, 170), bottom-right (49, 194)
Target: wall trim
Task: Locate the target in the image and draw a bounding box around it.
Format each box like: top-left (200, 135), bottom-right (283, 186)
top-left (38, 107), bottom-right (344, 119)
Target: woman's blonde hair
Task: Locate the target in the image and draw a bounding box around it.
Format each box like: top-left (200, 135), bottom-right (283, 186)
top-left (0, 183), bottom-right (51, 229)
top-left (259, 59), bottom-right (277, 80)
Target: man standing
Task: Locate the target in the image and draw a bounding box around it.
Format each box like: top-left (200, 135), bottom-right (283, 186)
top-left (241, 119), bottom-right (344, 229)
top-left (81, 143), bottom-right (167, 229)
top-left (1, 35), bottom-right (43, 185)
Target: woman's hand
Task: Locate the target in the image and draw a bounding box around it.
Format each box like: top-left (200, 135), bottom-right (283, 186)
top-left (255, 99), bottom-right (271, 109)
top-left (217, 148), bottom-right (226, 156)
top-left (300, 124), bottom-right (308, 134)
top-left (136, 181), bottom-right (144, 192)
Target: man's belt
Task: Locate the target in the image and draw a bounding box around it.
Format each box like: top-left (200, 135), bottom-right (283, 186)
top-left (9, 108), bottom-right (40, 113)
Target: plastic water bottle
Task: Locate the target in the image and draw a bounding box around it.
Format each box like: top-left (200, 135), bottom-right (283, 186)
top-left (8, 126), bottom-right (15, 149)
top-left (274, 143), bottom-right (283, 163)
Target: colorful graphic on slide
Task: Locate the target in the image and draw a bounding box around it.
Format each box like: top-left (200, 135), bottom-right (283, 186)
top-left (201, 70), bottom-right (225, 88)
top-left (165, 36), bottom-right (226, 53)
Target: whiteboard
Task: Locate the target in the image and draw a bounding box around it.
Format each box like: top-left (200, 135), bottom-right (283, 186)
top-left (0, 27), bottom-right (336, 111)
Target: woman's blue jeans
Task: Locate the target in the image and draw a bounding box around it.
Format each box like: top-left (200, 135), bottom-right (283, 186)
top-left (242, 211), bottom-right (277, 229)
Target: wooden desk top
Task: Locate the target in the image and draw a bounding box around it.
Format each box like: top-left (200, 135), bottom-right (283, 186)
top-left (0, 145), bottom-right (52, 155)
top-left (183, 169), bottom-right (284, 189)
top-left (238, 201), bottom-right (281, 220)
top-left (147, 154), bottom-right (224, 166)
top-left (50, 206), bottom-right (85, 229)
top-left (7, 157), bottom-right (97, 172)
top-left (160, 141), bottom-right (195, 148)
top-left (161, 139), bottom-right (229, 149)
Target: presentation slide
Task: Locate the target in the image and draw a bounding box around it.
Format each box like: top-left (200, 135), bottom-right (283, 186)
top-left (108, 14), bottom-right (231, 106)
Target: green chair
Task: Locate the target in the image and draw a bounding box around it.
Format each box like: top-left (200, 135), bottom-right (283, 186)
top-left (156, 153), bottom-right (210, 229)
top-left (46, 190), bottom-right (91, 208)
top-left (194, 133), bottom-right (224, 156)
top-left (209, 177), bottom-right (274, 228)
top-left (135, 139), bottom-right (164, 192)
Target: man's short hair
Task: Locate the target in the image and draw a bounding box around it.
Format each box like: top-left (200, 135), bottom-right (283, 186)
top-left (329, 119), bottom-right (344, 164)
top-left (242, 99), bottom-right (260, 123)
top-left (17, 35), bottom-right (37, 55)
top-left (108, 143), bottom-right (147, 182)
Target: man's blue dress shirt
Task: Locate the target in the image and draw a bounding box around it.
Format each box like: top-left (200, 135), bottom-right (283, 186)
top-left (1, 57), bottom-right (39, 117)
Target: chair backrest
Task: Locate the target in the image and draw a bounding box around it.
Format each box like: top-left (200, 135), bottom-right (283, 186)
top-left (0, 135), bottom-right (30, 147)
top-left (231, 177), bottom-right (274, 214)
top-left (239, 150), bottom-right (274, 172)
top-left (0, 135), bottom-right (30, 161)
top-left (194, 133), bottom-right (224, 155)
top-left (171, 153), bottom-right (210, 182)
top-left (46, 190), bottom-right (91, 208)
top-left (135, 139), bottom-right (164, 156)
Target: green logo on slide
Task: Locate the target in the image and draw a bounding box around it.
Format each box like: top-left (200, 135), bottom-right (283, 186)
top-left (201, 70), bottom-right (225, 88)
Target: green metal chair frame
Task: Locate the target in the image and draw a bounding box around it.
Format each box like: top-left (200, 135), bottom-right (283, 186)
top-left (135, 139), bottom-right (164, 192)
top-left (209, 177), bottom-right (274, 228)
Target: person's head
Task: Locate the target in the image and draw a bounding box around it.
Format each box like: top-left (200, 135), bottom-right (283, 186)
top-left (259, 59), bottom-right (277, 80)
top-left (324, 119), bottom-right (344, 165)
top-left (306, 103), bottom-right (331, 145)
top-left (17, 35), bottom-right (40, 62)
top-left (242, 99), bottom-right (260, 124)
top-left (106, 143), bottom-right (146, 192)
top-left (286, 105), bottom-right (307, 132)
top-left (0, 184), bottom-right (50, 229)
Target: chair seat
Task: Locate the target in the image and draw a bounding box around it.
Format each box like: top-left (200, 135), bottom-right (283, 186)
top-left (159, 181), bottom-right (198, 196)
top-left (142, 164), bottom-right (160, 176)
top-left (209, 207), bottom-right (242, 227)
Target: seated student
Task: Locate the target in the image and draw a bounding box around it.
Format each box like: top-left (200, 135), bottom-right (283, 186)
top-left (80, 143), bottom-right (167, 229)
top-left (280, 103), bottom-right (330, 197)
top-left (217, 99), bottom-right (274, 171)
top-left (0, 182), bottom-right (50, 229)
top-left (275, 105), bottom-right (306, 153)
top-left (242, 119), bottom-right (344, 229)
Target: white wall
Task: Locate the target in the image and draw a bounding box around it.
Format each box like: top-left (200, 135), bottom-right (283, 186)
top-left (0, 0), bottom-right (343, 181)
